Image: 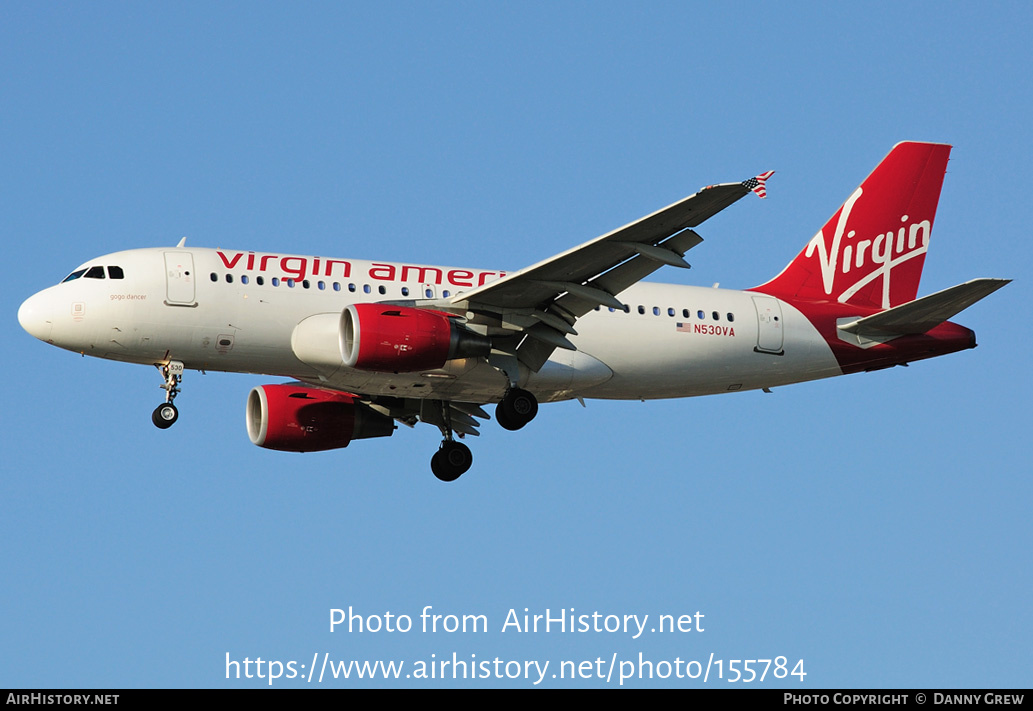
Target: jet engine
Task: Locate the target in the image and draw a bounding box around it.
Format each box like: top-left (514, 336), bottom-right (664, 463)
top-left (341, 303), bottom-right (490, 372)
top-left (246, 384), bottom-right (395, 452)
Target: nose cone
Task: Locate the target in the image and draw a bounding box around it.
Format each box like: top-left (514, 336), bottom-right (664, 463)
top-left (18, 291), bottom-right (53, 342)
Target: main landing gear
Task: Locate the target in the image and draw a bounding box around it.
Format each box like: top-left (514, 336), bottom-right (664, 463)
top-left (152, 360), bottom-right (184, 429)
top-left (495, 387), bottom-right (538, 431)
top-left (430, 401), bottom-right (473, 482)
top-left (431, 440), bottom-right (473, 483)
top-left (429, 389), bottom-right (539, 482)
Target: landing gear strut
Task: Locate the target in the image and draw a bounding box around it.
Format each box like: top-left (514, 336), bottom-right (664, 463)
top-left (152, 360), bottom-right (184, 429)
top-left (495, 387), bottom-right (538, 431)
top-left (430, 401), bottom-right (473, 482)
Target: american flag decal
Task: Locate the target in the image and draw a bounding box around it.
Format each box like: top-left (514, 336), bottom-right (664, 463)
top-left (742, 170), bottom-right (775, 199)
top-left (676, 322), bottom-right (692, 332)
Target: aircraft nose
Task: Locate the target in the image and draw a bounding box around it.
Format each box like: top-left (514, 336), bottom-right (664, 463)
top-left (18, 291), bottom-right (53, 342)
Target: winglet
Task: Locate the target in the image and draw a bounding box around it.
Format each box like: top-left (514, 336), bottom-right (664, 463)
top-left (742, 171), bottom-right (775, 199)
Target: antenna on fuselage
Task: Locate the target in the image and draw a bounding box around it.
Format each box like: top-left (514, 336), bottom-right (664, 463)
top-left (176, 237), bottom-right (187, 248)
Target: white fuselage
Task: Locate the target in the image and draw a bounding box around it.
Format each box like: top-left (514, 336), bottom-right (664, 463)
top-left (18, 246), bottom-right (844, 404)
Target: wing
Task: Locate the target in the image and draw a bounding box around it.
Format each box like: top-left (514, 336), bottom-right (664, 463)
top-left (450, 175), bottom-right (772, 372)
top-left (299, 174), bottom-right (771, 438)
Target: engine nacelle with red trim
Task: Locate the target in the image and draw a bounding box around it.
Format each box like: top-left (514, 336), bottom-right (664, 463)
top-left (246, 384), bottom-right (395, 452)
top-left (341, 303), bottom-right (491, 372)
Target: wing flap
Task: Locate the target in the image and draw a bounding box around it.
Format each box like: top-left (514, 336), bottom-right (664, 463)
top-left (552, 229), bottom-right (704, 319)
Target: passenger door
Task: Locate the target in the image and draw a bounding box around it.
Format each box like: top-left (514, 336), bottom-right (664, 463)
top-left (164, 252), bottom-right (196, 306)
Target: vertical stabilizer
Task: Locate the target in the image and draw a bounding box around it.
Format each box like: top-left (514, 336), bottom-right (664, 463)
top-left (754, 142), bottom-right (952, 309)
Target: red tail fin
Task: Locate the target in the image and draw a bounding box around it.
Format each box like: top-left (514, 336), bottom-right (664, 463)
top-left (754, 141), bottom-right (951, 309)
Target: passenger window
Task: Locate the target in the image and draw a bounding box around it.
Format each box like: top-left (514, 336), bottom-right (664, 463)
top-left (272, 278), bottom-right (280, 287)
top-left (210, 273), bottom-right (218, 282)
top-left (697, 310), bottom-right (705, 319)
top-left (225, 274), bottom-right (233, 283)
top-left (303, 280), bottom-right (310, 289)
top-left (667, 308), bottom-right (675, 317)
top-left (348, 283), bottom-right (356, 293)
top-left (241, 275), bottom-right (249, 285)
top-left (712, 311), bottom-right (720, 321)
top-left (727, 313), bottom-right (734, 322)
top-left (442, 290), bottom-right (450, 298)
top-left (107, 266), bottom-right (124, 279)
top-left (401, 287), bottom-right (409, 296)
top-left (363, 284), bottom-right (371, 294)
top-left (683, 309), bottom-right (690, 318)
top-left (652, 307), bottom-right (660, 316)
top-left (318, 281), bottom-right (325, 290)
top-left (256, 276), bottom-right (264, 286)
top-left (287, 279), bottom-right (296, 288)
top-left (379, 285), bottom-right (386, 295)
top-left (334, 282), bottom-right (341, 291)
top-left (85, 266), bottom-right (105, 279)
top-left (637, 306), bottom-right (645, 315)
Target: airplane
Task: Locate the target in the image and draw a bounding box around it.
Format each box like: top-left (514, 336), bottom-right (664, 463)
top-left (17, 141), bottom-right (1009, 481)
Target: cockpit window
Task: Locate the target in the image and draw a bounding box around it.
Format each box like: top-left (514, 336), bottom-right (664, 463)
top-left (84, 266), bottom-right (105, 279)
top-left (61, 269), bottom-right (87, 283)
top-left (108, 266), bottom-right (124, 279)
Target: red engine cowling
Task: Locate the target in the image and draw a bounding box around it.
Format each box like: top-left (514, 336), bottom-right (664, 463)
top-left (246, 384), bottom-right (394, 452)
top-left (341, 303), bottom-right (490, 372)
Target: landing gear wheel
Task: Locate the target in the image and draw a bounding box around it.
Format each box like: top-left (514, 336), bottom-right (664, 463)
top-left (152, 403), bottom-right (179, 429)
top-left (496, 388), bottom-right (538, 431)
top-left (431, 441), bottom-right (473, 482)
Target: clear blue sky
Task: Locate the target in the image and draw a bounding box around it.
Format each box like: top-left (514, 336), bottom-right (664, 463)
top-left (2, 2), bottom-right (1029, 688)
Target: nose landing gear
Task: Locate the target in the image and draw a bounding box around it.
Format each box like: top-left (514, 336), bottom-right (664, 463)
top-left (152, 360), bottom-right (184, 429)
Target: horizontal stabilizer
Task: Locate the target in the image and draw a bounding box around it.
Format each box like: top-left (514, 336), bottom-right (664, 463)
top-left (838, 278), bottom-right (1010, 337)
